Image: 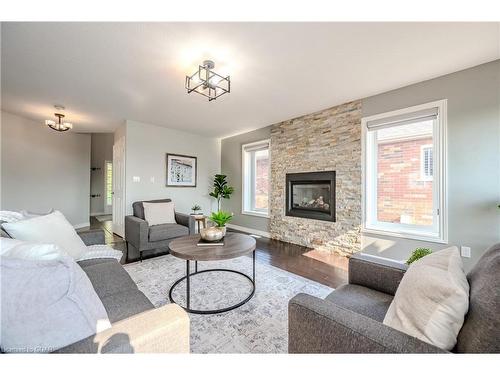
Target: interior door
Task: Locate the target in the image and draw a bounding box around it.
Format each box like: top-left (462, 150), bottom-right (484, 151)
top-left (112, 137), bottom-right (125, 237)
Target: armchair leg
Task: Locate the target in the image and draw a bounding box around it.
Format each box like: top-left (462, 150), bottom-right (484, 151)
top-left (140, 251), bottom-right (143, 262)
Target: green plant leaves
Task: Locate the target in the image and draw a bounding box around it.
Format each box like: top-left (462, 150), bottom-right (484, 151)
top-left (406, 247), bottom-right (433, 265)
top-left (210, 174), bottom-right (234, 210)
top-left (209, 210), bottom-right (233, 227)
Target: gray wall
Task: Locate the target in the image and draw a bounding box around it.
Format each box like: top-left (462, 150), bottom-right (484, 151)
top-left (219, 60), bottom-right (499, 271)
top-left (90, 133), bottom-right (114, 215)
top-left (361, 60), bottom-right (500, 271)
top-left (1, 111), bottom-right (91, 227)
top-left (221, 126), bottom-right (272, 233)
top-left (124, 120), bottom-right (220, 215)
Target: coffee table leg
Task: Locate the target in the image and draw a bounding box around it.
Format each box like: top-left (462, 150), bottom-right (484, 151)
top-left (186, 260), bottom-right (190, 310)
top-left (253, 250), bottom-right (256, 282)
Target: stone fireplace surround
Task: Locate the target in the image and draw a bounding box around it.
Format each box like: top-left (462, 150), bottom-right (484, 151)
top-left (269, 100), bottom-right (362, 256)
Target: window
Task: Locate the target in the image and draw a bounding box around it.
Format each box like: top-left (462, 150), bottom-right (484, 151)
top-left (105, 161), bottom-right (113, 206)
top-left (421, 145), bottom-right (433, 181)
top-left (362, 100), bottom-right (447, 243)
top-left (242, 140), bottom-right (270, 217)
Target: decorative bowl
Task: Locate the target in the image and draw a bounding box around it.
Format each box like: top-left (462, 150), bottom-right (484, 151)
top-left (200, 227), bottom-right (225, 242)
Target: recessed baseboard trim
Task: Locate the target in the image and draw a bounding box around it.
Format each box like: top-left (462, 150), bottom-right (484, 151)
top-left (226, 223), bottom-right (271, 238)
top-left (74, 222), bottom-right (90, 229)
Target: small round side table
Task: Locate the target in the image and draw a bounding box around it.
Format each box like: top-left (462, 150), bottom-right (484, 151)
top-left (191, 214), bottom-right (207, 233)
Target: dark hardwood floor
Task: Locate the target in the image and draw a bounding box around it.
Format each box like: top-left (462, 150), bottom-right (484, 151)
top-left (80, 217), bottom-right (348, 288)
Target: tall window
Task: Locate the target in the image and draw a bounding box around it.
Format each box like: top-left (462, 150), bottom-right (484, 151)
top-left (105, 161), bottom-right (113, 207)
top-left (242, 140), bottom-right (270, 217)
top-left (362, 100), bottom-right (447, 242)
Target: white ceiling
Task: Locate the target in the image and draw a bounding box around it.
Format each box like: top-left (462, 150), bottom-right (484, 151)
top-left (1, 22), bottom-right (499, 137)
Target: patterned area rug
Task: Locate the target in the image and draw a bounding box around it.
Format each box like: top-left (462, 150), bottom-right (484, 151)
top-left (124, 254), bottom-right (332, 353)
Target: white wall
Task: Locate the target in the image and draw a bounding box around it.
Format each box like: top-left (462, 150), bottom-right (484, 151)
top-left (1, 111), bottom-right (91, 227)
top-left (361, 60), bottom-right (500, 271)
top-left (123, 120), bottom-right (220, 215)
top-left (90, 133), bottom-right (114, 215)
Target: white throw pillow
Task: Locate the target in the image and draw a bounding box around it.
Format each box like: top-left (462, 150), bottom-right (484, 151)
top-left (0, 256), bottom-right (111, 353)
top-left (0, 237), bottom-right (67, 260)
top-left (2, 211), bottom-right (87, 259)
top-left (383, 246), bottom-right (469, 350)
top-left (142, 201), bottom-right (176, 226)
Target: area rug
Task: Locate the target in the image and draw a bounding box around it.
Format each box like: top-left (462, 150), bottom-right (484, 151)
top-left (124, 254), bottom-right (333, 353)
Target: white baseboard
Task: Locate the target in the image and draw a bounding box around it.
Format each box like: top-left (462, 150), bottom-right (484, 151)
top-left (226, 223), bottom-right (271, 238)
top-left (74, 222), bottom-right (90, 229)
top-left (90, 212), bottom-right (107, 217)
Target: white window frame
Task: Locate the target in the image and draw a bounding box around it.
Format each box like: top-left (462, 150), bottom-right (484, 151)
top-left (361, 99), bottom-right (448, 244)
top-left (242, 139), bottom-right (270, 218)
top-left (420, 144), bottom-right (433, 181)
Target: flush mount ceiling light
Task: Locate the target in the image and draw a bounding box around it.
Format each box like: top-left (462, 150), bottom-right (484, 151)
top-left (45, 105), bottom-right (73, 132)
top-left (185, 60), bottom-right (230, 101)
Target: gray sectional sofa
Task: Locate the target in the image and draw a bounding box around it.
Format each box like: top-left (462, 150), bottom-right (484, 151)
top-left (288, 243), bottom-right (500, 353)
top-left (125, 199), bottom-right (195, 262)
top-left (57, 229), bottom-right (189, 353)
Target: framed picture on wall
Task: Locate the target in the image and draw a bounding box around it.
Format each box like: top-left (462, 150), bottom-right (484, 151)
top-left (166, 153), bottom-right (197, 187)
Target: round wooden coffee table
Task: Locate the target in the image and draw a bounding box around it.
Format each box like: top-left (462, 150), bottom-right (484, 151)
top-left (168, 232), bottom-right (256, 314)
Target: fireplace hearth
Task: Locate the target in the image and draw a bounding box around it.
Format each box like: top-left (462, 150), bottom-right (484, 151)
top-left (285, 171), bottom-right (336, 222)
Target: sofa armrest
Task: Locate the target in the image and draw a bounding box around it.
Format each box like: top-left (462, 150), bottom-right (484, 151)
top-left (55, 304), bottom-right (189, 353)
top-left (77, 229), bottom-right (105, 246)
top-left (288, 293), bottom-right (446, 354)
top-left (125, 215), bottom-right (149, 249)
top-left (175, 212), bottom-right (196, 234)
top-left (348, 253), bottom-right (408, 295)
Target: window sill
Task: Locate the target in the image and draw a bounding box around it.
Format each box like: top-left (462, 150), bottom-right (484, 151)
top-left (242, 210), bottom-right (270, 219)
top-left (361, 227), bottom-right (447, 244)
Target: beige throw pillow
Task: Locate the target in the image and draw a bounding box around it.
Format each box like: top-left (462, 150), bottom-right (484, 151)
top-left (142, 201), bottom-right (176, 226)
top-left (383, 246), bottom-right (469, 350)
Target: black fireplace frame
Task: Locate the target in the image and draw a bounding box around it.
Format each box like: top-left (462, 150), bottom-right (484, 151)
top-left (285, 171), bottom-right (336, 222)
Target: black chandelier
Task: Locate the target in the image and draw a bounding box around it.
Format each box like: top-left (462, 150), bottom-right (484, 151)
top-left (185, 60), bottom-right (230, 101)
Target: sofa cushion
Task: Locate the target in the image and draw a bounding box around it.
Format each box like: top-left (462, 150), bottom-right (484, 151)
top-left (100, 290), bottom-right (154, 323)
top-left (1, 256), bottom-right (111, 353)
top-left (149, 223), bottom-right (188, 242)
top-left (78, 258), bottom-right (138, 300)
top-left (2, 210), bottom-right (88, 259)
top-left (133, 199), bottom-right (172, 220)
top-left (325, 284), bottom-right (393, 322)
top-left (455, 243), bottom-right (500, 353)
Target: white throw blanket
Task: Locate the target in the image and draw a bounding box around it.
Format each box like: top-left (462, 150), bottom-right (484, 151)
top-left (78, 245), bottom-right (123, 262)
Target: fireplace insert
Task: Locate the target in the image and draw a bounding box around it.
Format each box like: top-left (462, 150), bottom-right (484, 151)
top-left (285, 171), bottom-right (336, 222)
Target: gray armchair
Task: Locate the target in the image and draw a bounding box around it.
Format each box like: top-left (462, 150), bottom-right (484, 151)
top-left (288, 243), bottom-right (500, 353)
top-left (125, 199), bottom-right (195, 262)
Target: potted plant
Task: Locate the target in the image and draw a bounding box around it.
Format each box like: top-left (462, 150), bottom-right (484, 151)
top-left (209, 174), bottom-right (234, 211)
top-left (406, 247), bottom-right (432, 265)
top-left (208, 210), bottom-right (233, 237)
top-left (191, 204), bottom-right (202, 215)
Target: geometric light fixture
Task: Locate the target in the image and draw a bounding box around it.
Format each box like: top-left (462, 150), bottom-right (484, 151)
top-left (185, 60), bottom-right (230, 101)
top-left (45, 105), bottom-right (73, 132)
